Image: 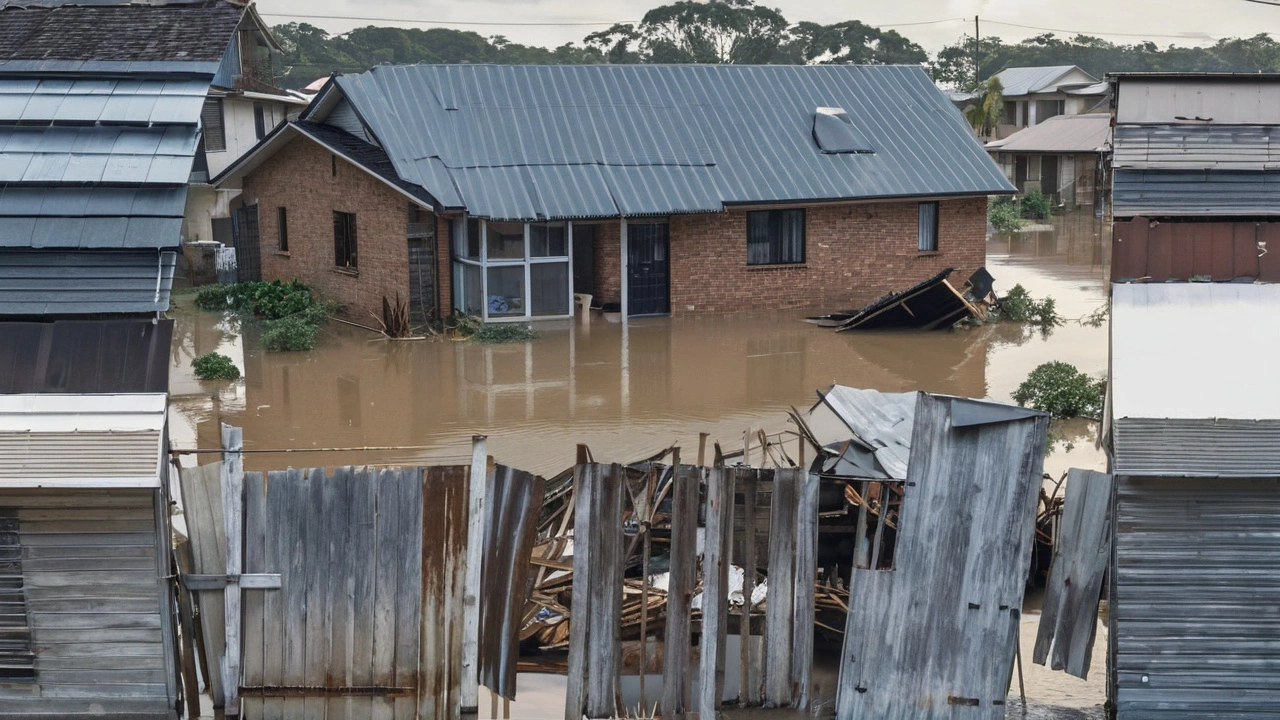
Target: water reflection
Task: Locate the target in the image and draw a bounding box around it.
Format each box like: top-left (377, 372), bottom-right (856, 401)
top-left (168, 212), bottom-right (1111, 480)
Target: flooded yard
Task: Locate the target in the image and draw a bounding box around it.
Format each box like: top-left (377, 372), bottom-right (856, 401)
top-left (169, 211), bottom-right (1111, 717)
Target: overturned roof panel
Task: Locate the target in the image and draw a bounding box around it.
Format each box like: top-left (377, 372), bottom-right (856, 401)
top-left (313, 63), bottom-right (1012, 220)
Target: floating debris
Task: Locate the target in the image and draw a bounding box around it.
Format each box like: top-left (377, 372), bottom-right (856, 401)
top-left (807, 267), bottom-right (994, 331)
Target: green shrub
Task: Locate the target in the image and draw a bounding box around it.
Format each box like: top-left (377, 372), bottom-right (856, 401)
top-left (260, 316), bottom-right (319, 352)
top-left (988, 197), bottom-right (1025, 233)
top-left (473, 322), bottom-right (539, 343)
top-left (997, 284), bottom-right (1063, 330)
top-left (194, 285), bottom-right (235, 312)
top-left (1020, 189), bottom-right (1052, 220)
top-left (1013, 361), bottom-right (1105, 419)
top-left (192, 352), bottom-right (240, 381)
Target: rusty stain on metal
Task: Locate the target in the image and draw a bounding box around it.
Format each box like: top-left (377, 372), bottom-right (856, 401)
top-left (238, 685), bottom-right (416, 698)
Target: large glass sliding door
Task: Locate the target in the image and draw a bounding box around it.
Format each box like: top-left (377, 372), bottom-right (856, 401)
top-left (452, 218), bottom-right (574, 321)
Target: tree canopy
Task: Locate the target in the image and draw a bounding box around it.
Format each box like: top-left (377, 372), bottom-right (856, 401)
top-left (268, 1), bottom-right (1280, 91)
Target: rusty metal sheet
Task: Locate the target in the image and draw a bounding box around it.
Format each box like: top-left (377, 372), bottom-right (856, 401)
top-left (1110, 218), bottom-right (1280, 282)
top-left (478, 464), bottom-right (546, 700)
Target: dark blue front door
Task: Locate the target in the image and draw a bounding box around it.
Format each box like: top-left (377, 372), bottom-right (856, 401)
top-left (628, 223), bottom-right (669, 316)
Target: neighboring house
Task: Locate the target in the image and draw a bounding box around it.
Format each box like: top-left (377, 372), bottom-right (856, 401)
top-left (213, 64), bottom-right (1013, 324)
top-left (184, 10), bottom-right (307, 251)
top-left (986, 113), bottom-right (1112, 209)
top-left (0, 1), bottom-right (250, 715)
top-left (988, 66), bottom-right (1107, 139)
top-left (1107, 73), bottom-right (1280, 717)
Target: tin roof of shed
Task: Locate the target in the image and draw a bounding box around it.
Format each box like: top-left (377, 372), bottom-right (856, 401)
top-left (272, 64), bottom-right (1013, 221)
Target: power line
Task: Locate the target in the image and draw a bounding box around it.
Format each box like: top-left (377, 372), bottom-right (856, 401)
top-left (256, 12), bottom-right (637, 27)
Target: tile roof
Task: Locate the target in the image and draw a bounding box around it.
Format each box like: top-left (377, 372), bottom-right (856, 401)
top-left (0, 0), bottom-right (243, 63)
top-left (312, 64), bottom-right (1013, 221)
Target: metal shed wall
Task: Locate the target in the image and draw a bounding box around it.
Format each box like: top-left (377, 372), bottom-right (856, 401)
top-left (0, 487), bottom-right (175, 718)
top-left (1110, 217), bottom-right (1280, 281)
top-left (1112, 168), bottom-right (1280, 217)
top-left (1115, 78), bottom-right (1280, 125)
top-left (0, 249), bottom-right (175, 314)
top-left (1114, 476), bottom-right (1280, 718)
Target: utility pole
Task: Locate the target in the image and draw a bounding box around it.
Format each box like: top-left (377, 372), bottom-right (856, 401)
top-left (974, 15), bottom-right (981, 87)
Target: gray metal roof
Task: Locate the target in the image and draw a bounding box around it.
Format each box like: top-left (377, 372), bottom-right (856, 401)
top-left (317, 64), bottom-right (1012, 221)
top-left (0, 125), bottom-right (196, 184)
top-left (0, 249), bottom-right (175, 314)
top-left (987, 113), bottom-right (1111, 154)
top-left (1113, 124), bottom-right (1280, 171)
top-left (993, 65), bottom-right (1097, 97)
top-left (814, 385), bottom-right (917, 479)
top-left (0, 76), bottom-right (209, 124)
top-left (1112, 168), bottom-right (1280, 216)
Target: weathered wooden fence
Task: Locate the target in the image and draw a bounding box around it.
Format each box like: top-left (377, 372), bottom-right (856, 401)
top-left (564, 463), bottom-right (819, 720)
top-left (181, 428), bottom-right (544, 720)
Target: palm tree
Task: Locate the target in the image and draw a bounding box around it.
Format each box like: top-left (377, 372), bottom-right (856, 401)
top-left (964, 76), bottom-right (1004, 138)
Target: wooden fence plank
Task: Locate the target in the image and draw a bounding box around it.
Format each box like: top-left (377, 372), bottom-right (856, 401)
top-left (564, 463), bottom-right (594, 720)
top-left (220, 425), bottom-right (244, 717)
top-left (260, 470), bottom-right (289, 720)
top-left (300, 467), bottom-right (330, 720)
top-left (324, 467), bottom-right (354, 720)
top-left (583, 463), bottom-right (623, 720)
top-left (372, 468), bottom-right (401, 720)
top-left (763, 469), bottom-right (796, 707)
top-left (348, 468), bottom-right (378, 720)
top-left (280, 468), bottom-right (308, 720)
top-left (462, 437), bottom-right (488, 714)
top-left (790, 470), bottom-right (819, 711)
top-left (737, 470), bottom-right (758, 706)
top-left (419, 465), bottom-right (469, 720)
top-left (660, 465), bottom-right (699, 718)
top-left (1033, 469), bottom-right (1114, 680)
top-left (394, 468), bottom-right (424, 720)
top-left (241, 471), bottom-right (267, 720)
top-left (700, 467), bottom-right (734, 720)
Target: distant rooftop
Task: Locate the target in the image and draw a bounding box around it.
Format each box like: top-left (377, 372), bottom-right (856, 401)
top-left (986, 113), bottom-right (1112, 154)
top-left (993, 65), bottom-right (1100, 96)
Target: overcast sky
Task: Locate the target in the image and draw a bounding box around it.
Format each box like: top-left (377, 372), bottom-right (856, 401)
top-left (253, 0), bottom-right (1280, 53)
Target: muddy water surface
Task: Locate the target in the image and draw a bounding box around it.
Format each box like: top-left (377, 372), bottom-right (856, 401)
top-left (172, 212), bottom-right (1111, 717)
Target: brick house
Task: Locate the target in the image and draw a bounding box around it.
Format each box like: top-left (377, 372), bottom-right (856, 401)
top-left (214, 64), bottom-right (1012, 323)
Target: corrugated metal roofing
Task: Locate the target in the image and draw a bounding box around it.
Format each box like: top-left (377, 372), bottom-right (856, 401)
top-left (0, 124), bottom-right (196, 184)
top-left (322, 64), bottom-right (1012, 221)
top-left (1114, 124), bottom-right (1280, 170)
top-left (815, 385), bottom-right (917, 479)
top-left (0, 76), bottom-right (209, 124)
top-left (987, 113), bottom-right (1111, 154)
top-left (0, 393), bottom-right (165, 487)
top-left (1112, 283), bottom-right (1280, 422)
top-left (994, 66), bottom-right (1096, 97)
top-left (1112, 168), bottom-right (1280, 216)
top-left (0, 249), bottom-right (175, 313)
top-left (0, 318), bottom-right (172, 394)
top-left (1114, 476), bottom-right (1280, 716)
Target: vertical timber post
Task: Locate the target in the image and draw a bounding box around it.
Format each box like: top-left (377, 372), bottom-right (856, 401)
top-left (619, 217), bottom-right (629, 320)
top-left (462, 435), bottom-right (489, 715)
top-left (220, 424), bottom-right (244, 717)
top-left (700, 466), bottom-right (734, 720)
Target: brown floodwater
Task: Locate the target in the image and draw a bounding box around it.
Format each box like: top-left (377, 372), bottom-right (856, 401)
top-left (174, 211), bottom-right (1111, 718)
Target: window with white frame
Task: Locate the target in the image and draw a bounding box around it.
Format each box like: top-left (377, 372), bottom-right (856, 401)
top-left (452, 219), bottom-right (574, 320)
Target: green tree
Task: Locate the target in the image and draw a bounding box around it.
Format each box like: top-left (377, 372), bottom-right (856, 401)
top-left (787, 20), bottom-right (927, 65)
top-left (963, 76), bottom-right (1003, 137)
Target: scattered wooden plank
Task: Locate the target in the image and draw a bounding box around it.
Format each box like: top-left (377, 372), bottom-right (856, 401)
top-left (700, 467), bottom-right (734, 720)
top-left (462, 437), bottom-right (488, 715)
top-left (763, 469), bottom-right (796, 707)
top-left (563, 462), bottom-right (593, 720)
top-left (791, 471), bottom-right (819, 711)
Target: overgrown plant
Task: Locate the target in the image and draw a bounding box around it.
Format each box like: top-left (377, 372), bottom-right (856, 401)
top-left (1013, 361), bottom-right (1105, 420)
top-left (988, 197), bottom-right (1024, 233)
top-left (963, 76), bottom-right (1004, 137)
top-left (193, 280), bottom-right (335, 352)
top-left (996, 284), bottom-right (1063, 330)
top-left (1019, 189), bottom-right (1052, 220)
top-left (192, 352), bottom-right (240, 381)
top-left (448, 312), bottom-right (540, 343)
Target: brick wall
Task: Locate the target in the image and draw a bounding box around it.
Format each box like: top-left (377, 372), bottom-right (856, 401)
top-left (663, 198), bottom-right (986, 314)
top-left (592, 222), bottom-right (621, 306)
top-left (241, 135), bottom-right (428, 322)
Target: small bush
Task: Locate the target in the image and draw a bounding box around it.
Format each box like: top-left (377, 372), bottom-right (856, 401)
top-left (997, 284), bottom-right (1063, 330)
top-left (194, 285), bottom-right (235, 312)
top-left (473, 322), bottom-right (539, 343)
top-left (192, 352), bottom-right (240, 381)
top-left (1020, 189), bottom-right (1052, 220)
top-left (989, 197), bottom-right (1025, 233)
top-left (260, 316), bottom-right (319, 352)
top-left (1013, 361), bottom-right (1105, 419)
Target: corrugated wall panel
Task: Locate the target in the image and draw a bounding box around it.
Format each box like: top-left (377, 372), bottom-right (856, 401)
top-left (1113, 419), bottom-right (1280, 477)
top-left (0, 489), bottom-right (171, 715)
top-left (1115, 477), bottom-right (1280, 718)
top-left (1110, 218), bottom-right (1280, 282)
top-left (0, 249), bottom-right (175, 315)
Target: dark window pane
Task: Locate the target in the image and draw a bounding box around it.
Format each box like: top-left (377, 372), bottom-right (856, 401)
top-left (747, 209), bottom-right (804, 265)
top-left (253, 102), bottom-right (266, 140)
top-left (277, 207), bottom-right (288, 251)
top-left (486, 265), bottom-right (525, 316)
top-left (334, 211), bottom-right (357, 268)
top-left (918, 202), bottom-right (939, 252)
top-left (531, 262), bottom-right (569, 315)
top-left (531, 223), bottom-right (567, 257)
top-left (487, 222), bottom-right (524, 260)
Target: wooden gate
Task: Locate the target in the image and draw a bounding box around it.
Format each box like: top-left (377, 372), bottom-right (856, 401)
top-left (237, 465), bottom-right (469, 720)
